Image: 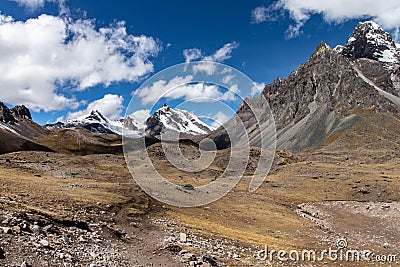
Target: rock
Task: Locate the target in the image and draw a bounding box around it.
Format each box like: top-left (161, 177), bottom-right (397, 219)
top-left (34, 174), bottom-right (41, 177)
top-left (277, 158), bottom-right (289, 166)
top-left (0, 102), bottom-right (17, 124)
top-left (30, 225), bottom-right (41, 235)
top-left (164, 236), bottom-right (176, 243)
top-left (202, 255), bottom-right (218, 266)
top-left (12, 225), bottom-right (21, 234)
top-left (39, 239), bottom-right (49, 247)
top-left (163, 244), bottom-right (182, 254)
top-left (11, 105), bottom-right (32, 120)
top-left (182, 184), bottom-right (195, 191)
top-left (20, 261), bottom-right (30, 267)
top-left (0, 247), bottom-right (5, 259)
top-left (179, 249), bottom-right (189, 255)
top-left (90, 252), bottom-right (98, 259)
top-left (179, 232), bottom-right (187, 243)
top-left (359, 187), bottom-right (369, 194)
top-left (182, 253), bottom-right (197, 262)
top-left (42, 224), bottom-right (53, 232)
top-left (1, 227), bottom-right (12, 234)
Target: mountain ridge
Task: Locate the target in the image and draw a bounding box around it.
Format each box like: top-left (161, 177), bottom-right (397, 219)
top-left (210, 20), bottom-right (400, 151)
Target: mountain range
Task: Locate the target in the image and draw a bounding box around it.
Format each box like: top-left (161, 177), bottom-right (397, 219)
top-left (0, 20), bottom-right (399, 155)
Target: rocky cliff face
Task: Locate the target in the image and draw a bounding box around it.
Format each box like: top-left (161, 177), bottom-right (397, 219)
top-left (342, 21), bottom-right (400, 95)
top-left (122, 116), bottom-right (139, 131)
top-left (261, 41), bottom-right (398, 130)
top-left (11, 105), bottom-right (32, 120)
top-left (342, 21), bottom-right (399, 63)
top-left (0, 102), bottom-right (17, 124)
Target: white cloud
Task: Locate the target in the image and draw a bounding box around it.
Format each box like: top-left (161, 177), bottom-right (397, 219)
top-left (183, 42), bottom-right (239, 64)
top-left (56, 116), bottom-right (64, 122)
top-left (0, 14), bottom-right (160, 112)
top-left (221, 74), bottom-right (235, 84)
top-left (192, 62), bottom-right (217, 75)
top-left (137, 75), bottom-right (193, 105)
top-left (10, 0), bottom-right (69, 14)
top-left (67, 94), bottom-right (124, 120)
top-left (11, 0), bottom-right (47, 9)
top-left (203, 42), bottom-right (239, 62)
top-left (211, 111), bottom-right (231, 129)
top-left (183, 48), bottom-right (202, 63)
top-left (128, 109), bottom-right (150, 124)
top-left (163, 83), bottom-right (236, 103)
top-left (182, 42), bottom-right (239, 75)
top-left (252, 0), bottom-right (400, 39)
top-left (136, 74), bottom-right (236, 105)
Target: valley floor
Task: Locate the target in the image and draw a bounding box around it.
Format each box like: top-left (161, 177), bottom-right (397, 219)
top-left (0, 134), bottom-right (399, 267)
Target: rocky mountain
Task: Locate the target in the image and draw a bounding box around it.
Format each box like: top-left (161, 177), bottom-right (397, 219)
top-left (211, 21), bottom-right (400, 151)
top-left (342, 21), bottom-right (399, 63)
top-left (145, 104), bottom-right (213, 137)
top-left (47, 106), bottom-right (212, 138)
top-left (46, 110), bottom-right (142, 137)
top-left (341, 21), bottom-right (400, 95)
top-left (0, 102), bottom-right (52, 154)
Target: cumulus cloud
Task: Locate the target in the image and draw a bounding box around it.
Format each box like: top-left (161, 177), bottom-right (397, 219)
top-left (252, 0), bottom-right (400, 39)
top-left (67, 94), bottom-right (124, 120)
top-left (221, 74), bottom-right (235, 84)
top-left (183, 42), bottom-right (239, 63)
top-left (182, 42), bottom-right (239, 75)
top-left (203, 42), bottom-right (239, 62)
top-left (135, 75), bottom-right (235, 105)
top-left (183, 48), bottom-right (202, 63)
top-left (211, 111), bottom-right (231, 129)
top-left (128, 109), bottom-right (150, 124)
top-left (11, 0), bottom-right (48, 9)
top-left (192, 62), bottom-right (217, 75)
top-left (0, 14), bottom-right (160, 112)
top-left (10, 0), bottom-right (69, 14)
top-left (136, 75), bottom-right (193, 105)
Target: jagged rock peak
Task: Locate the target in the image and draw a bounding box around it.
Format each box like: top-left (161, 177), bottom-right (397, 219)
top-left (342, 21), bottom-right (399, 63)
top-left (0, 102), bottom-right (17, 124)
top-left (309, 41), bottom-right (337, 61)
top-left (11, 105), bottom-right (32, 120)
top-left (86, 110), bottom-right (108, 122)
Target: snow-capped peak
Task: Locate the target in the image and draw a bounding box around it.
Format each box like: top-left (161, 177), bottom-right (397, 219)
top-left (343, 21), bottom-right (399, 63)
top-left (72, 110), bottom-right (109, 124)
top-left (145, 104), bottom-right (213, 137)
top-left (51, 110), bottom-right (142, 137)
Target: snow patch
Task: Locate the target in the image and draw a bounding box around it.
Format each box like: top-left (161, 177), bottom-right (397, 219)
top-left (0, 122), bottom-right (20, 135)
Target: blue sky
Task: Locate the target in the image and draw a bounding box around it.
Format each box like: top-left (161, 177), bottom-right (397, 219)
top-left (0, 0), bottom-right (399, 125)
